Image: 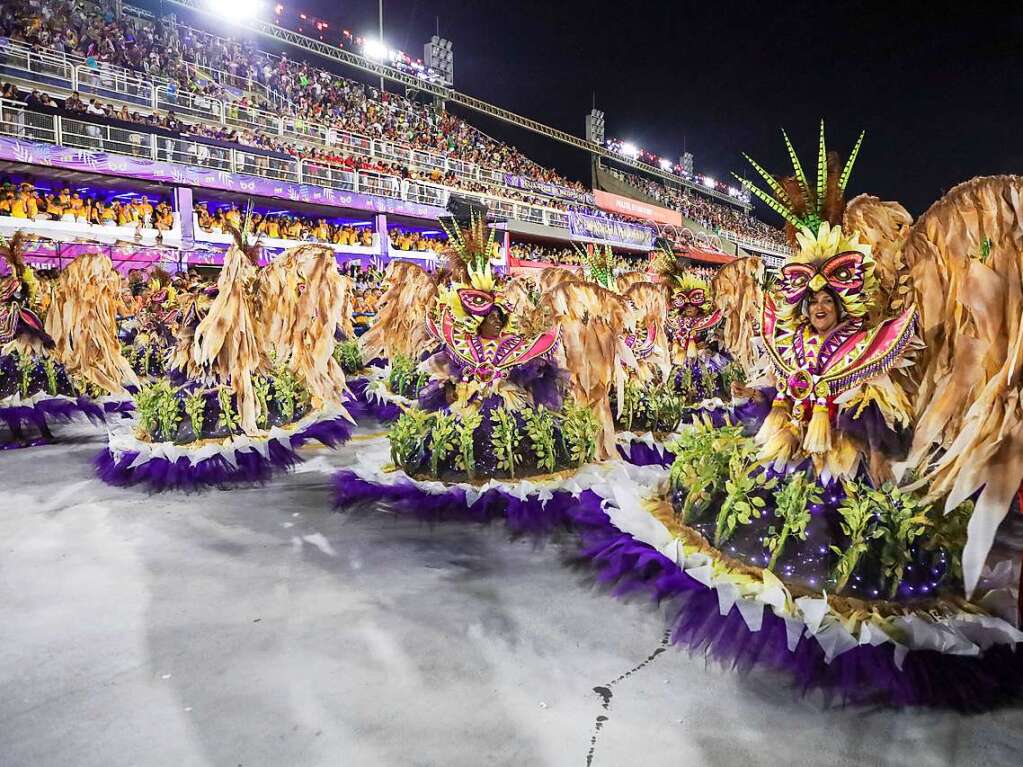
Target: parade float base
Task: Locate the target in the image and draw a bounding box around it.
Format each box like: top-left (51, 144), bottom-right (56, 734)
top-left (2, 425), bottom-right (1023, 767)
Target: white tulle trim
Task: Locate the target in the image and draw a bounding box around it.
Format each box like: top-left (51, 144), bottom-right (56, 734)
top-left (106, 405), bottom-right (350, 468)
top-left (598, 474), bottom-right (1023, 664)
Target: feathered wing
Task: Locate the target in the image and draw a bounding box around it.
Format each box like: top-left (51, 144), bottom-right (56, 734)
top-left (897, 175), bottom-right (1023, 597)
top-left (45, 251), bottom-right (138, 396)
top-left (541, 281), bottom-right (629, 460)
top-left (615, 270), bottom-right (651, 293)
top-left (623, 281), bottom-right (672, 382)
top-left (843, 194), bottom-right (915, 321)
top-left (271, 245), bottom-right (353, 418)
top-left (192, 243), bottom-right (266, 435)
top-left (711, 257), bottom-right (765, 373)
top-left (358, 260), bottom-right (437, 361)
top-left (538, 266), bottom-right (579, 295)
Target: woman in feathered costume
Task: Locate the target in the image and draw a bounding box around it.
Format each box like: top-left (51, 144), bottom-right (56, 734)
top-left (122, 267), bottom-right (179, 380)
top-left (589, 124), bottom-right (1023, 709)
top-left (97, 224), bottom-right (355, 491)
top-left (733, 125), bottom-right (916, 483)
top-left (0, 232), bottom-right (103, 446)
top-left (653, 250), bottom-right (737, 404)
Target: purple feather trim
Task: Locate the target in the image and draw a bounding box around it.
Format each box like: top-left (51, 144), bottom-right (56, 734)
top-left (95, 416), bottom-right (353, 492)
top-left (617, 438), bottom-right (675, 467)
top-left (332, 470), bottom-right (602, 536)
top-left (563, 502), bottom-right (1023, 711)
top-left (103, 399), bottom-right (136, 419)
top-left (1, 396), bottom-right (106, 435)
top-left (348, 377), bottom-right (401, 423)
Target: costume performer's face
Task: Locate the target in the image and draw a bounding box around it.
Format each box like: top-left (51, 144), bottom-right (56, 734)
top-left (478, 310), bottom-right (505, 339)
top-left (808, 290), bottom-right (839, 334)
top-left (681, 304), bottom-right (701, 319)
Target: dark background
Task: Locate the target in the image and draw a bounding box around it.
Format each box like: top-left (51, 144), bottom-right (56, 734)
top-left (176, 0), bottom-right (1023, 218)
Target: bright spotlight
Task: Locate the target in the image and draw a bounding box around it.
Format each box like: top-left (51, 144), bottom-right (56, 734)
top-left (658, 158), bottom-right (672, 171)
top-left (703, 176), bottom-right (716, 188)
top-left (621, 142), bottom-right (639, 159)
top-left (363, 39), bottom-right (388, 61)
top-left (217, 0), bottom-right (266, 21)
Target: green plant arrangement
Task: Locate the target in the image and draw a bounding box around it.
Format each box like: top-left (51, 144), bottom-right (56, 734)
top-left (17, 351), bottom-right (34, 399)
top-left (388, 354), bottom-right (429, 399)
top-left (918, 498), bottom-right (974, 583)
top-left (273, 365), bottom-right (300, 423)
top-left (765, 472), bottom-right (820, 572)
top-left (428, 411), bottom-right (458, 477)
top-left (389, 408), bottom-right (435, 469)
top-left (828, 479), bottom-right (884, 593)
top-left (871, 482), bottom-right (929, 598)
top-left (562, 401), bottom-right (599, 467)
top-left (42, 357), bottom-right (58, 396)
top-left (713, 437), bottom-right (777, 546)
top-left (454, 408), bottom-right (483, 480)
top-left (491, 407), bottom-right (522, 478)
top-left (253, 376), bottom-right (271, 429)
top-left (216, 387), bottom-right (239, 435)
top-left (184, 389), bottom-right (206, 437)
top-left (667, 419), bottom-right (744, 523)
top-left (522, 405), bottom-right (557, 473)
top-left (334, 339), bottom-right (364, 374)
top-left (135, 379), bottom-right (181, 441)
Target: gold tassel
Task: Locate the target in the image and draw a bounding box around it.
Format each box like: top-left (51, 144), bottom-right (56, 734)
top-left (802, 397), bottom-right (833, 455)
top-left (686, 338), bottom-right (698, 359)
top-left (755, 394), bottom-right (803, 470)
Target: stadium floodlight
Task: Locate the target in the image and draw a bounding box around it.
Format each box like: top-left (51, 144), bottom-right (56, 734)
top-left (703, 176), bottom-right (716, 188)
top-left (363, 38), bottom-right (388, 61)
top-left (621, 142), bottom-right (639, 159)
top-left (659, 158), bottom-right (672, 171)
top-left (215, 0), bottom-right (266, 21)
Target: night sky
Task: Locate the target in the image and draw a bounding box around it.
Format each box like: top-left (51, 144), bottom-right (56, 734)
top-left (207, 1), bottom-right (1022, 217)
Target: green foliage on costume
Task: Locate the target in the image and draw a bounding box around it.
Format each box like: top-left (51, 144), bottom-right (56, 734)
top-left (16, 351), bottom-right (33, 399)
top-left (184, 389), bottom-right (206, 437)
top-left (871, 483), bottom-right (929, 599)
top-left (216, 388), bottom-right (239, 435)
top-left (523, 405), bottom-right (557, 474)
top-left (43, 357), bottom-right (58, 396)
top-left (334, 339), bottom-right (364, 374)
top-left (918, 498), bottom-right (974, 583)
top-left (719, 362), bottom-right (746, 393)
top-left (454, 408), bottom-right (483, 480)
top-left (765, 472), bottom-right (820, 572)
top-left (621, 381), bottom-right (686, 434)
top-left (562, 400), bottom-right (599, 467)
top-left (668, 419), bottom-right (744, 523)
top-left (714, 437), bottom-right (777, 546)
top-left (389, 354), bottom-right (428, 399)
top-left (491, 407), bottom-right (522, 478)
top-left (389, 408), bottom-right (435, 472)
top-left (253, 376), bottom-right (271, 429)
top-left (273, 365), bottom-right (300, 423)
top-left (135, 379), bottom-right (181, 442)
top-left (828, 479), bottom-right (884, 593)
top-left (428, 411), bottom-right (458, 477)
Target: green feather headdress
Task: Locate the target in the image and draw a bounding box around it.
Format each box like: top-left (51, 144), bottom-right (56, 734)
top-left (575, 243), bottom-right (617, 291)
top-left (732, 120), bottom-right (864, 238)
top-left (440, 211), bottom-right (496, 274)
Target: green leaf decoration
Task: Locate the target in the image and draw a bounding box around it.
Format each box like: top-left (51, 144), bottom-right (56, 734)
top-left (765, 472), bottom-right (820, 572)
top-left (667, 418), bottom-right (744, 523)
top-left (184, 390), bottom-right (207, 437)
top-left (838, 130), bottom-right (865, 192)
top-left (732, 174), bottom-right (802, 228)
top-left (523, 405), bottom-right (557, 474)
top-left (713, 437), bottom-right (776, 546)
top-left (490, 407), bottom-right (522, 478)
top-left (428, 411), bottom-right (458, 477)
top-left (562, 400), bottom-right (599, 467)
top-left (216, 388), bottom-right (239, 435)
top-left (828, 479), bottom-right (881, 593)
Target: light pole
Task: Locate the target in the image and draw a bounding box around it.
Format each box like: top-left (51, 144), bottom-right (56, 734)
top-left (378, 0), bottom-right (385, 93)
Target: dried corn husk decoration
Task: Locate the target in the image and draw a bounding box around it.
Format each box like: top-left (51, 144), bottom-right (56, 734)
top-left (45, 251), bottom-right (138, 396)
top-left (359, 260), bottom-right (438, 361)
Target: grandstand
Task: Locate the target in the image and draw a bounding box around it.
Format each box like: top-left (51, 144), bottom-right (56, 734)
top-left (0, 0), bottom-right (789, 272)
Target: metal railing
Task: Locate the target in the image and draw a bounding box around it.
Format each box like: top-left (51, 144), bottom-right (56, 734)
top-left (0, 39), bottom-right (589, 208)
top-left (0, 101), bottom-right (580, 231)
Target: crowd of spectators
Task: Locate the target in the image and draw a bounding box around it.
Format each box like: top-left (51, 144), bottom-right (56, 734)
top-left (388, 227), bottom-right (446, 254)
top-left (508, 242), bottom-right (649, 274)
top-left (0, 0), bottom-right (587, 197)
top-left (194, 203), bottom-right (376, 247)
top-left (606, 167), bottom-right (789, 249)
top-left (0, 178), bottom-right (172, 227)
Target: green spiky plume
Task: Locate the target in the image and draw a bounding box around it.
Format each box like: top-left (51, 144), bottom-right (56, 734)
top-left (839, 130), bottom-right (865, 192)
top-left (816, 120), bottom-right (827, 208)
top-left (742, 152), bottom-right (794, 208)
top-left (781, 129), bottom-right (811, 203)
top-left (575, 242), bottom-right (616, 290)
top-left (736, 122), bottom-right (865, 235)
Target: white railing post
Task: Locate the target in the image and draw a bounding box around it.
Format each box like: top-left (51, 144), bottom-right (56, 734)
top-left (149, 134), bottom-right (158, 161)
top-left (54, 114), bottom-right (62, 145)
top-left (296, 160), bottom-right (303, 184)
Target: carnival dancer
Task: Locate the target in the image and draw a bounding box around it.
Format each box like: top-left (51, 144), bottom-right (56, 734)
top-left (574, 123), bottom-right (1023, 709)
top-left (96, 227), bottom-right (356, 491)
top-left (0, 232), bottom-right (104, 446)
